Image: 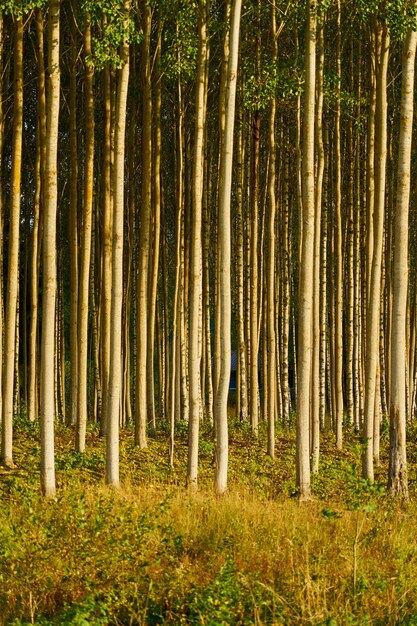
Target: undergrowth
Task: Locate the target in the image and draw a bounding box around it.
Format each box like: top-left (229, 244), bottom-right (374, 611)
top-left (1, 418), bottom-right (417, 624)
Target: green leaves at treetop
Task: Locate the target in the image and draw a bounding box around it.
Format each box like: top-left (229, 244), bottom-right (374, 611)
top-left (386, 0), bottom-right (417, 40)
top-left (357, 0), bottom-right (417, 40)
top-left (162, 0), bottom-right (198, 80)
top-left (82, 0), bottom-right (142, 70)
top-left (0, 0), bottom-right (46, 16)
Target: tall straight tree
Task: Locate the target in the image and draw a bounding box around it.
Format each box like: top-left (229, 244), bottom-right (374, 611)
top-left (1, 15), bottom-right (23, 469)
top-left (106, 1), bottom-right (130, 487)
top-left (76, 12), bottom-right (95, 453)
top-left (136, 0), bottom-right (152, 449)
top-left (334, 0), bottom-right (344, 449)
top-left (266, 0), bottom-right (277, 460)
top-left (388, 19), bottom-right (417, 499)
top-left (0, 12), bottom-right (3, 435)
top-left (311, 16), bottom-right (325, 473)
top-left (40, 0), bottom-right (60, 497)
top-left (296, 0), bottom-right (316, 500)
top-left (28, 9), bottom-right (46, 424)
top-left (187, 0), bottom-right (209, 489)
top-left (214, 0), bottom-right (242, 494)
top-left (68, 0), bottom-right (79, 428)
top-left (363, 20), bottom-right (389, 482)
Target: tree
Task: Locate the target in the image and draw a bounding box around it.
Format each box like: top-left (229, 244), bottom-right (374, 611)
top-left (187, 0), bottom-right (208, 489)
top-left (296, 0), bottom-right (316, 500)
top-left (40, 0), bottom-right (61, 497)
top-left (214, 0), bottom-right (242, 494)
top-left (388, 19), bottom-right (417, 499)
top-left (363, 20), bottom-right (389, 482)
top-left (106, 0), bottom-right (130, 487)
top-left (1, 14), bottom-right (23, 469)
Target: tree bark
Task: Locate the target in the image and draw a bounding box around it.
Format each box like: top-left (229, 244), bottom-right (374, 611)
top-left (106, 1), bottom-right (130, 487)
top-left (1, 17), bottom-right (23, 469)
top-left (296, 0), bottom-right (316, 500)
top-left (40, 0), bottom-right (60, 497)
top-left (388, 24), bottom-right (417, 499)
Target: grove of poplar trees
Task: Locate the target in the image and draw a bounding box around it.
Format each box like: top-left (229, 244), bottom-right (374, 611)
top-left (1, 0), bottom-right (417, 501)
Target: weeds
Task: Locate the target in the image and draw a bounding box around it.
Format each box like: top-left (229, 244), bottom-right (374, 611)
top-left (2, 421), bottom-right (417, 624)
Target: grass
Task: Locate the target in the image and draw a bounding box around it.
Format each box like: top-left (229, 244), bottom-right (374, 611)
top-left (2, 417), bottom-right (417, 624)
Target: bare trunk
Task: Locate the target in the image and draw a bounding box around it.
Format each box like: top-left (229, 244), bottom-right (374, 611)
top-left (296, 0), bottom-right (315, 500)
top-left (106, 2), bottom-right (130, 487)
top-left (1, 17), bottom-right (23, 469)
top-left (40, 0), bottom-right (60, 497)
top-left (388, 25), bottom-right (416, 499)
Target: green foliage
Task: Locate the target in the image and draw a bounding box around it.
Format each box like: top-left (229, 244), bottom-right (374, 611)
top-left (162, 0), bottom-right (198, 80)
top-left (386, 0), bottom-right (417, 40)
top-left (243, 60), bottom-right (278, 110)
top-left (356, 0), bottom-right (417, 40)
top-left (0, 0), bottom-right (46, 16)
top-left (82, 0), bottom-right (142, 69)
top-left (343, 447), bottom-right (386, 513)
top-left (3, 424), bottom-right (417, 623)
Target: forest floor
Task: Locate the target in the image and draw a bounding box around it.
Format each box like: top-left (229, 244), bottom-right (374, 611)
top-left (2, 416), bottom-right (417, 625)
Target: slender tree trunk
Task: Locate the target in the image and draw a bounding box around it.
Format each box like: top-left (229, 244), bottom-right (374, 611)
top-left (40, 0), bottom-right (60, 497)
top-left (68, 0), bottom-right (79, 428)
top-left (335, 0), bottom-right (344, 449)
top-left (388, 24), bottom-right (417, 499)
top-left (76, 13), bottom-right (95, 452)
top-left (187, 0), bottom-right (208, 488)
top-left (100, 62), bottom-right (113, 436)
top-left (319, 122), bottom-right (329, 430)
top-left (296, 0), bottom-right (316, 500)
top-left (147, 22), bottom-right (162, 433)
top-left (250, 108), bottom-right (260, 432)
top-left (311, 18), bottom-right (324, 473)
top-left (169, 78), bottom-right (184, 466)
top-left (136, 0), bottom-right (152, 449)
top-left (214, 0), bottom-right (242, 493)
top-left (1, 17), bottom-right (23, 469)
top-left (0, 13), bottom-right (3, 433)
top-left (363, 22), bottom-right (389, 482)
top-left (106, 2), bottom-right (130, 487)
top-left (29, 9), bottom-right (46, 424)
top-left (236, 120), bottom-right (248, 422)
top-left (266, 2), bottom-right (277, 459)
top-left (281, 129), bottom-right (291, 426)
top-left (346, 41), bottom-right (355, 429)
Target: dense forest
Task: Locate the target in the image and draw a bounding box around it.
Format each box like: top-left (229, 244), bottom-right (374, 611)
top-left (4, 0), bottom-right (417, 623)
top-left (1, 0), bottom-right (417, 501)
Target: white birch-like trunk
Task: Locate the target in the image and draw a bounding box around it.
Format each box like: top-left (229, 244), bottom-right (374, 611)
top-left (388, 24), bottom-right (417, 499)
top-left (363, 23), bottom-right (389, 482)
top-left (187, 0), bottom-right (208, 489)
top-left (214, 0), bottom-right (242, 494)
top-left (106, 3), bottom-right (130, 487)
top-left (296, 0), bottom-right (316, 500)
top-left (1, 17), bottom-right (23, 469)
top-left (40, 0), bottom-right (60, 497)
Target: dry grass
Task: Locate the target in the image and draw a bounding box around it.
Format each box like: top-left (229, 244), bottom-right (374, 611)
top-left (2, 419), bottom-right (417, 624)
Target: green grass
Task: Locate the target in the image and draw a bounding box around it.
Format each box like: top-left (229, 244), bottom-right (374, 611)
top-left (2, 418), bottom-right (417, 624)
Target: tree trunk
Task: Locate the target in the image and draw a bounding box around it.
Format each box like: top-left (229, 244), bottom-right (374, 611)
top-left (214, 0), bottom-right (242, 493)
top-left (1, 16), bottom-right (23, 469)
top-left (388, 24), bottom-right (417, 499)
top-left (135, 0), bottom-right (152, 449)
top-left (334, 0), bottom-right (344, 449)
top-left (296, 0), bottom-right (316, 500)
top-left (363, 22), bottom-right (389, 482)
top-left (68, 0), bottom-right (79, 428)
top-left (76, 13), bottom-right (95, 452)
top-left (40, 0), bottom-right (60, 497)
top-left (106, 2), bottom-right (130, 487)
top-left (187, 0), bottom-right (209, 489)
